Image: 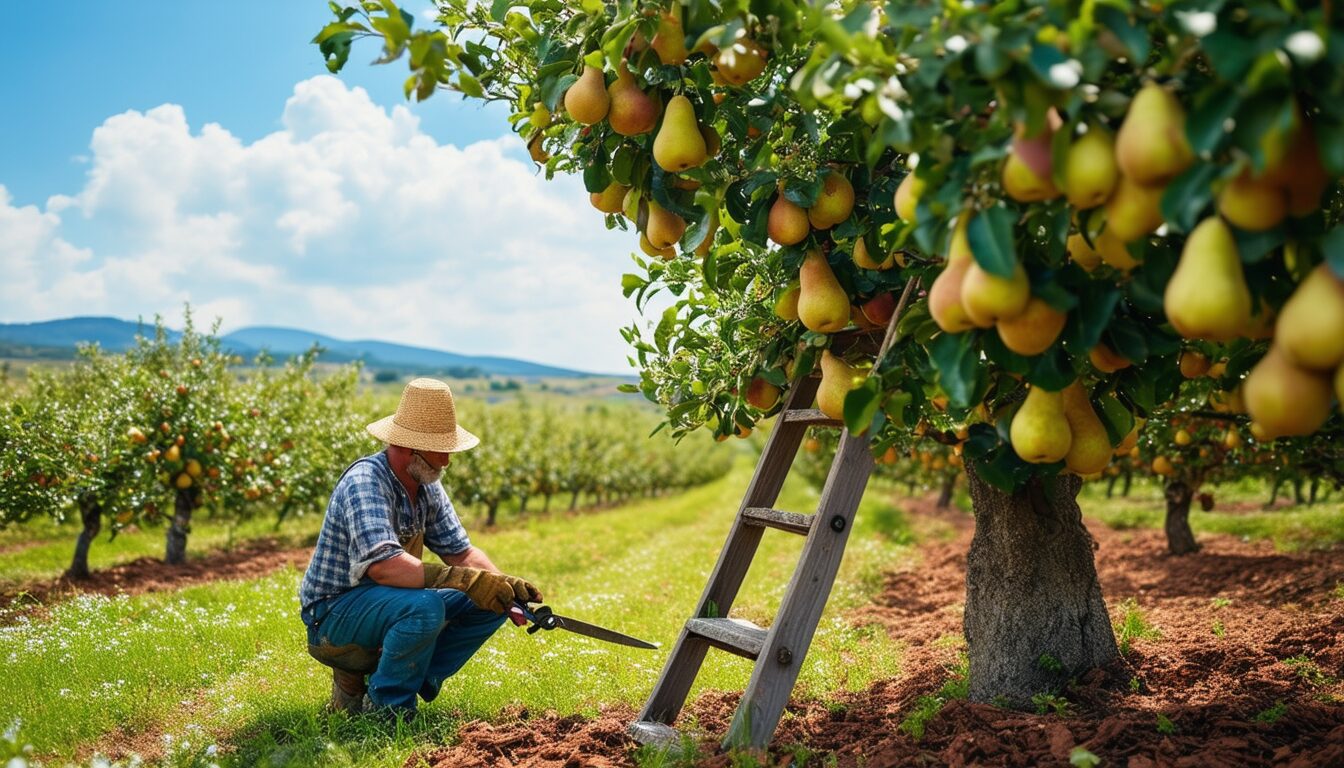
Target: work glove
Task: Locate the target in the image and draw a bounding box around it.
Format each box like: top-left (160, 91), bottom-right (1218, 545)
top-left (423, 562), bottom-right (543, 614)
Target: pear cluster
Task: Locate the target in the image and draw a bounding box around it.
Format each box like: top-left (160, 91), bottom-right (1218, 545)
top-left (1009, 382), bottom-right (1114, 475)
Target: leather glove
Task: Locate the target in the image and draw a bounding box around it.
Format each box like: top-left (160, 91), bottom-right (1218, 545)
top-left (423, 563), bottom-right (543, 614)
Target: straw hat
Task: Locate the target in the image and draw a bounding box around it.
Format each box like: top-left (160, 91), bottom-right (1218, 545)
top-left (366, 378), bottom-right (479, 453)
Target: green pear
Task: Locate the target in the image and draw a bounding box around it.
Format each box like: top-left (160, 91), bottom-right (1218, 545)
top-left (774, 281), bottom-right (801, 321)
top-left (928, 221), bottom-right (977, 333)
top-left (653, 95), bottom-right (708, 172)
top-left (768, 194), bottom-right (810, 246)
top-left (1064, 127), bottom-right (1119, 209)
top-left (807, 169), bottom-right (855, 229)
top-left (1164, 217), bottom-right (1251, 341)
top-left (1217, 172), bottom-right (1287, 232)
top-left (797, 250), bottom-right (851, 333)
top-left (1276, 264), bottom-right (1344, 371)
top-left (1001, 150), bottom-right (1059, 203)
top-left (996, 297), bottom-right (1066, 356)
top-left (1062, 382), bottom-right (1112, 475)
top-left (961, 260), bottom-right (1030, 327)
top-left (607, 66), bottom-right (658, 136)
top-left (1010, 386), bottom-right (1072, 464)
top-left (817, 350), bottom-right (864, 420)
top-left (645, 199), bottom-right (687, 249)
top-left (1104, 175), bottom-right (1165, 243)
top-left (564, 65), bottom-right (609, 125)
top-left (1243, 346), bottom-right (1334, 438)
top-left (590, 181), bottom-right (629, 214)
top-left (1115, 82), bottom-right (1194, 185)
top-left (851, 236), bottom-right (894, 270)
top-left (650, 10), bottom-right (688, 65)
top-left (894, 172), bottom-right (924, 223)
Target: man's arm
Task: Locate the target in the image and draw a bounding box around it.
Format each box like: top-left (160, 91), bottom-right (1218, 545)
top-left (441, 545), bottom-right (499, 572)
top-left (366, 551), bottom-right (429, 587)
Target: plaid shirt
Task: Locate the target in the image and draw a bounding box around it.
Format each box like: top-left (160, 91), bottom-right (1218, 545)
top-left (298, 451), bottom-right (471, 613)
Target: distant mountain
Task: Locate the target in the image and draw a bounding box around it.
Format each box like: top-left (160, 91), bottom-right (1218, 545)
top-left (0, 317), bottom-right (598, 378)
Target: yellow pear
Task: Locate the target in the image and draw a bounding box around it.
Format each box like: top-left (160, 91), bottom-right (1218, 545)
top-left (653, 94), bottom-right (708, 171)
top-left (745, 377), bottom-right (781, 410)
top-left (1179, 349), bottom-right (1211, 378)
top-left (1010, 386), bottom-right (1072, 464)
top-left (645, 199), bottom-right (687, 249)
top-left (961, 260), bottom-right (1031, 327)
top-left (808, 169), bottom-right (856, 229)
top-left (590, 182), bottom-right (629, 214)
top-left (1064, 126), bottom-right (1119, 209)
top-left (714, 37), bottom-right (767, 86)
top-left (1336, 364), bottom-right (1344, 413)
top-left (1164, 217), bottom-right (1251, 341)
top-left (1066, 232), bottom-right (1103, 272)
top-left (774, 282), bottom-right (801, 321)
top-left (639, 232), bottom-right (676, 260)
top-left (1114, 417), bottom-right (1144, 456)
top-left (1001, 151), bottom-right (1059, 203)
top-left (1115, 82), bottom-right (1194, 185)
top-left (1217, 172), bottom-right (1287, 232)
top-left (1096, 229), bottom-right (1140, 271)
top-left (1276, 264), bottom-right (1344, 371)
top-left (1089, 343), bottom-right (1131, 373)
top-left (894, 172), bottom-right (924, 223)
top-left (851, 236), bottom-right (894, 270)
top-left (996, 297), bottom-right (1066, 356)
top-left (607, 66), bottom-right (658, 136)
top-left (1264, 121), bottom-right (1331, 217)
top-left (564, 65), bottom-right (609, 125)
top-left (1152, 456), bottom-right (1175, 476)
top-left (768, 194), bottom-right (810, 246)
top-left (797, 250), bottom-right (851, 333)
top-left (1062, 382), bottom-right (1112, 474)
top-left (1104, 175), bottom-right (1165, 243)
top-left (928, 221), bottom-right (977, 333)
top-left (1243, 346), bottom-right (1334, 438)
top-left (817, 351), bottom-right (864, 420)
top-left (649, 10), bottom-right (688, 65)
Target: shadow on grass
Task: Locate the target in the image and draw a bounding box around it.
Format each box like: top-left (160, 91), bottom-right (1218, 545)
top-left (222, 703), bottom-right (471, 768)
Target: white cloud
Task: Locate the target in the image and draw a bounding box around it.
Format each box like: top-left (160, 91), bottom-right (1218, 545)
top-left (0, 76), bottom-right (654, 374)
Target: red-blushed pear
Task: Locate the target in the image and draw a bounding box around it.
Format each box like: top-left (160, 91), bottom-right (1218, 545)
top-left (797, 249), bottom-right (850, 333)
top-left (745, 377), bottom-right (781, 410)
top-left (808, 169), bottom-right (856, 229)
top-left (1104, 175), bottom-right (1165, 243)
top-left (1243, 346), bottom-right (1334, 438)
top-left (1089, 343), bottom-right (1131, 373)
top-left (590, 181), bottom-right (629, 214)
top-left (649, 10), bottom-right (688, 65)
top-left (1217, 172), bottom-right (1287, 231)
top-left (851, 236), bottom-right (894, 270)
top-left (607, 65), bottom-right (658, 136)
top-left (639, 232), bottom-right (676, 260)
top-left (1001, 150), bottom-right (1059, 202)
top-left (928, 220), bottom-right (977, 333)
top-left (817, 350), bottom-right (864, 421)
top-left (564, 65), bottom-right (609, 125)
top-left (1010, 385), bottom-right (1072, 464)
top-left (860, 292), bottom-right (897, 326)
top-left (1063, 126), bottom-right (1119, 209)
top-left (774, 281), bottom-right (800, 321)
top-left (1061, 382), bottom-right (1112, 475)
top-left (645, 199), bottom-right (687, 249)
top-left (1179, 349), bottom-right (1211, 379)
top-left (653, 94), bottom-right (708, 171)
top-left (1115, 82), bottom-right (1194, 185)
top-left (996, 297), bottom-right (1066, 356)
top-left (1275, 264), bottom-right (1344, 370)
top-left (1164, 217), bottom-right (1251, 342)
top-left (961, 259), bottom-right (1031, 328)
top-left (767, 194), bottom-right (810, 246)
top-left (894, 172), bottom-right (924, 223)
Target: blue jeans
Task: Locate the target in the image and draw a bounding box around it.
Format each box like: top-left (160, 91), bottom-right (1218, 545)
top-left (303, 584), bottom-right (508, 712)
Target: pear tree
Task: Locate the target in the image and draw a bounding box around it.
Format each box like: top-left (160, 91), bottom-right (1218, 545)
top-left (320, 0), bottom-right (1344, 704)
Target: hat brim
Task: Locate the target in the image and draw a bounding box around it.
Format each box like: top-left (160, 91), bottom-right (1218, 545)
top-left (366, 415), bottom-right (480, 453)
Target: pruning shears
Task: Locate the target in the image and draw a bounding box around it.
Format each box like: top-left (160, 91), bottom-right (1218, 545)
top-left (507, 600), bottom-right (659, 650)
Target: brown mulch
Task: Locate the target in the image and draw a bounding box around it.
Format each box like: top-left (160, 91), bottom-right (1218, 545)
top-left (0, 537), bottom-right (311, 622)
top-left (408, 498), bottom-right (1344, 768)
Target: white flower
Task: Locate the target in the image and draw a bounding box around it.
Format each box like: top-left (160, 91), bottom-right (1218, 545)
top-left (907, 153), bottom-right (920, 169)
top-left (883, 75), bottom-right (908, 101)
top-left (1284, 30), bottom-right (1325, 62)
top-left (945, 35), bottom-right (968, 54)
top-left (877, 93), bottom-right (905, 121)
top-left (864, 8), bottom-right (881, 38)
top-left (1176, 10), bottom-right (1217, 37)
top-left (1048, 60), bottom-right (1082, 89)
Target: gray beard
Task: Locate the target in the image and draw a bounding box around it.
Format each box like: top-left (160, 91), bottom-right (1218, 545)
top-left (407, 454), bottom-right (443, 485)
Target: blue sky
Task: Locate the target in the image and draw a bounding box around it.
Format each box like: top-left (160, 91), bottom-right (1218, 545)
top-left (0, 1), bottom-right (643, 374)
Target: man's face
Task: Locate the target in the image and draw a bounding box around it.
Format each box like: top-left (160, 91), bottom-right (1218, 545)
top-left (407, 449), bottom-right (451, 484)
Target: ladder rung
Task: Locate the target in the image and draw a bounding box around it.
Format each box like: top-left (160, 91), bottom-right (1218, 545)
top-left (742, 507), bottom-right (813, 535)
top-left (780, 409), bottom-right (844, 427)
top-left (685, 617), bottom-right (767, 659)
top-left (628, 721), bottom-right (682, 749)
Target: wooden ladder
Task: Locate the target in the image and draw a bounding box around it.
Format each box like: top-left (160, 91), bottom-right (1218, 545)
top-left (629, 281), bottom-right (914, 751)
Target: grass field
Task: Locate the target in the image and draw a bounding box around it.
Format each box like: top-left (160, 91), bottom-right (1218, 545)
top-left (0, 461), bottom-right (915, 767)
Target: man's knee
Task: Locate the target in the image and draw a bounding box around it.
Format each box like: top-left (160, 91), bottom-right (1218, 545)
top-left (400, 589), bottom-right (448, 633)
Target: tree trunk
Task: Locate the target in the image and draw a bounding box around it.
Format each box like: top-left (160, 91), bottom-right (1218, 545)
top-left (518, 493), bottom-right (529, 515)
top-left (1266, 475), bottom-right (1284, 509)
top-left (964, 467), bottom-right (1117, 705)
top-left (569, 489), bottom-right (580, 511)
top-left (165, 487), bottom-right (199, 565)
top-left (937, 474), bottom-right (956, 509)
top-left (1105, 475), bottom-right (1117, 499)
top-left (1163, 480), bottom-right (1199, 555)
top-left (543, 494), bottom-right (552, 513)
top-left (1121, 472), bottom-right (1132, 497)
top-left (1309, 478), bottom-right (1320, 506)
top-left (67, 494), bottom-right (102, 580)
top-left (486, 501), bottom-right (499, 527)
top-left (1293, 477), bottom-right (1305, 505)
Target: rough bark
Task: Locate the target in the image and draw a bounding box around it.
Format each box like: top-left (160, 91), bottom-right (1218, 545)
top-left (569, 489), bottom-right (580, 511)
top-left (486, 501), bottom-right (499, 527)
top-left (964, 467), bottom-right (1117, 706)
top-left (937, 474), bottom-right (956, 509)
top-left (164, 487), bottom-right (200, 565)
top-left (67, 494), bottom-right (102, 580)
top-left (1164, 480), bottom-right (1199, 556)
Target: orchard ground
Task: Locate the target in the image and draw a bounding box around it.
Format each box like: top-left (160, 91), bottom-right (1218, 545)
top-left (1, 456), bottom-right (1341, 767)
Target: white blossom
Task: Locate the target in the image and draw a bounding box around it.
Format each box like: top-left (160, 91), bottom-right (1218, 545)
top-left (1176, 10), bottom-right (1217, 37)
top-left (945, 35), bottom-right (968, 54)
top-left (1284, 30), bottom-right (1325, 62)
top-left (1048, 60), bottom-right (1082, 89)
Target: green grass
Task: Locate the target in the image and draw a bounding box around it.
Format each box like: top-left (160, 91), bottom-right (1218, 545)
top-left (896, 653), bottom-right (969, 740)
top-left (1, 461), bottom-right (914, 766)
top-left (1080, 491), bottom-right (1344, 551)
top-left (1113, 598), bottom-right (1162, 655)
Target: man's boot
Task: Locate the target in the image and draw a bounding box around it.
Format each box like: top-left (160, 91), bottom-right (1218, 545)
top-left (330, 668), bottom-right (367, 714)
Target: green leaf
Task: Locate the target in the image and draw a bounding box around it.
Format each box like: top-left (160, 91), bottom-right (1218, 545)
top-left (1097, 394), bottom-right (1133, 446)
top-left (1093, 5), bottom-right (1149, 62)
top-left (782, 178), bottom-right (823, 208)
top-left (843, 379), bottom-right (881, 435)
top-left (929, 332), bottom-right (981, 409)
top-left (1159, 163), bottom-right (1218, 235)
top-left (1323, 226), bottom-right (1344, 279)
top-left (616, 383), bottom-right (639, 393)
top-left (538, 73), bottom-right (577, 113)
top-left (1027, 348), bottom-right (1075, 391)
top-left (621, 273), bottom-right (646, 298)
top-left (1061, 282), bottom-right (1121, 350)
top-left (966, 206), bottom-right (1018, 278)
top-left (457, 72), bottom-right (483, 98)
top-left (1234, 227), bottom-right (1286, 264)
top-left (490, 0), bottom-right (511, 23)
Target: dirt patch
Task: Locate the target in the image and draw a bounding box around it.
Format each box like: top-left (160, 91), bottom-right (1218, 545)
top-left (0, 538), bottom-right (311, 623)
top-left (409, 498), bottom-right (1344, 768)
